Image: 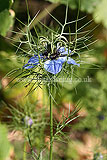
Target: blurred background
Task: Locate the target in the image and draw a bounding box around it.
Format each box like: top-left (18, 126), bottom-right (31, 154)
top-left (0, 0), bottom-right (107, 160)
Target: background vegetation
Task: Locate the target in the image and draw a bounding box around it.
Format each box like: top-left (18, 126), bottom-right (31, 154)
top-left (0, 0), bottom-right (107, 159)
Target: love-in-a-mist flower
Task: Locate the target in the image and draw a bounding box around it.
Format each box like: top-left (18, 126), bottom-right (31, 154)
top-left (23, 46), bottom-right (80, 74)
top-left (94, 153), bottom-right (103, 160)
top-left (25, 116), bottom-right (33, 126)
top-left (98, 153), bottom-right (103, 160)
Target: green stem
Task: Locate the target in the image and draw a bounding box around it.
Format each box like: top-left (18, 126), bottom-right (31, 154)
top-left (49, 83), bottom-right (53, 160)
top-left (23, 141), bottom-right (26, 160)
top-left (13, 3), bottom-right (60, 40)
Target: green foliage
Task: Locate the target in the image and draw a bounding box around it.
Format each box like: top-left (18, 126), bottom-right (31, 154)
top-left (7, 99), bottom-right (47, 148)
top-left (0, 0), bottom-right (13, 12)
top-left (80, 0), bottom-right (100, 13)
top-left (0, 10), bottom-right (14, 36)
top-left (59, 41), bottom-right (107, 146)
top-left (46, 0), bottom-right (100, 12)
top-left (46, 0), bottom-right (107, 28)
top-left (94, 0), bottom-right (107, 28)
top-left (0, 1), bottom-right (106, 159)
top-left (0, 124), bottom-right (11, 160)
top-left (0, 0), bottom-right (14, 36)
top-left (66, 141), bottom-right (79, 160)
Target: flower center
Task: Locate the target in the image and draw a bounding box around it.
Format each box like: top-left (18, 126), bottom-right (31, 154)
top-left (43, 44), bottom-right (60, 60)
top-left (49, 50), bottom-right (60, 60)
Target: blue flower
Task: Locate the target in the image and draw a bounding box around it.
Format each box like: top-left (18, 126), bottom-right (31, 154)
top-left (23, 47), bottom-right (80, 74)
top-left (44, 59), bottom-right (63, 74)
top-left (23, 54), bottom-right (43, 69)
top-left (25, 116), bottom-right (33, 126)
top-left (99, 153), bottom-right (103, 160)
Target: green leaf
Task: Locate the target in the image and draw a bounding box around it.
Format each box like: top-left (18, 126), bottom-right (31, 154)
top-left (0, 124), bottom-right (11, 160)
top-left (93, 0), bottom-right (107, 28)
top-left (0, 9), bottom-right (14, 36)
top-left (0, 0), bottom-right (13, 12)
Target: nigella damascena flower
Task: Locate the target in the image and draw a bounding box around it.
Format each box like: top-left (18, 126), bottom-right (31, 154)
top-left (25, 116), bottom-right (33, 126)
top-left (99, 153), bottom-right (103, 160)
top-left (23, 46), bottom-right (80, 74)
top-left (94, 153), bottom-right (103, 160)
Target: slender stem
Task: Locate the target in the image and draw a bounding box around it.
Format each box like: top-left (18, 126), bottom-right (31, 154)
top-left (49, 83), bottom-right (53, 160)
top-left (74, 0), bottom-right (80, 51)
top-left (23, 141), bottom-right (26, 160)
top-left (13, 3), bottom-right (60, 40)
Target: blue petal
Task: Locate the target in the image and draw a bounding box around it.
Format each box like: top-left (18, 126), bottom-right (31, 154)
top-left (44, 59), bottom-right (62, 74)
top-left (58, 47), bottom-right (72, 55)
top-left (58, 47), bottom-right (66, 53)
top-left (23, 55), bottom-right (42, 69)
top-left (28, 56), bottom-right (39, 64)
top-left (67, 57), bottom-right (80, 66)
top-left (58, 57), bottom-right (67, 63)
